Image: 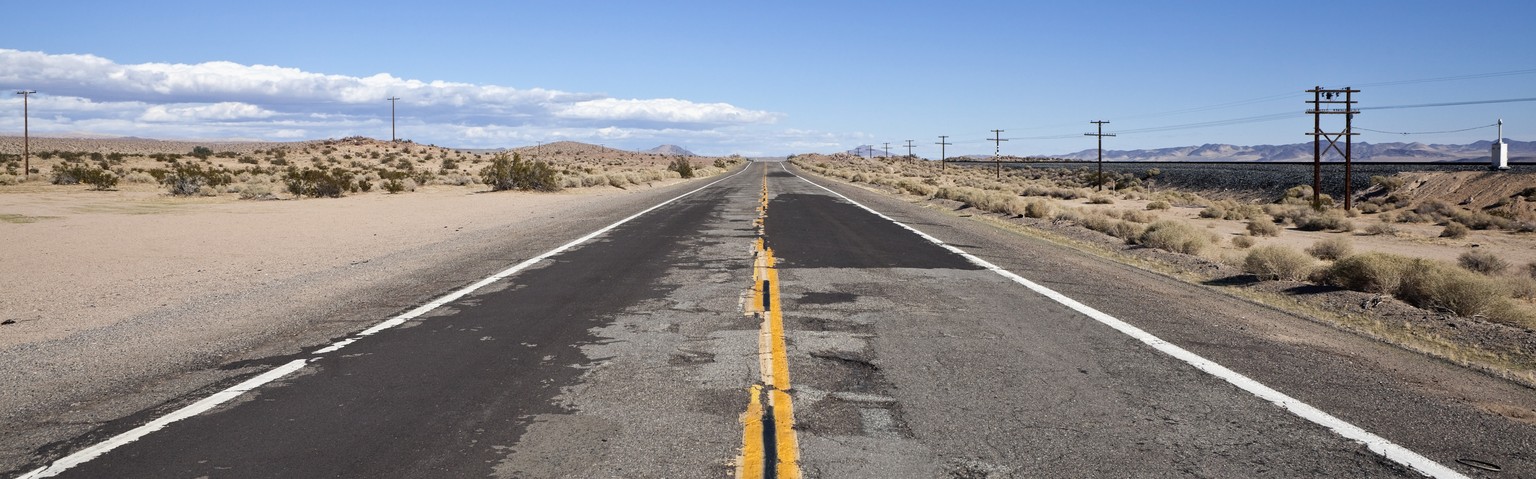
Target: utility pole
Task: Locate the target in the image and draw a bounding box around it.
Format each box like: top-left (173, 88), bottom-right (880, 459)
top-left (1085, 120), bottom-right (1116, 191)
top-left (1305, 86), bottom-right (1359, 210)
top-left (990, 129), bottom-right (1008, 179)
top-left (882, 142), bottom-right (891, 159)
top-left (387, 96), bottom-right (401, 142)
top-left (935, 135), bottom-right (952, 172)
top-left (15, 90), bottom-right (35, 181)
top-left (904, 139), bottom-right (916, 163)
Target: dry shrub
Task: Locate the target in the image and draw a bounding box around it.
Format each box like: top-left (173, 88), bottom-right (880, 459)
top-left (1231, 235), bottom-right (1257, 249)
top-left (1529, 261), bottom-right (1536, 280)
top-left (1024, 199), bottom-right (1054, 219)
top-left (1306, 237), bottom-right (1354, 260)
top-left (1457, 250), bottom-right (1509, 275)
top-left (1440, 222), bottom-right (1470, 239)
top-left (1247, 217), bottom-right (1282, 237)
top-left (1399, 260), bottom-right (1528, 325)
top-left (1294, 209), bottom-right (1354, 232)
top-left (1322, 252), bottom-right (1412, 294)
top-left (1244, 245), bottom-right (1315, 281)
top-left (1136, 220), bottom-right (1208, 254)
top-left (1115, 209), bottom-right (1157, 224)
top-left (1146, 200), bottom-right (1171, 210)
top-left (1067, 210), bottom-right (1145, 241)
top-left (1088, 195), bottom-right (1114, 204)
top-left (1362, 222), bottom-right (1397, 236)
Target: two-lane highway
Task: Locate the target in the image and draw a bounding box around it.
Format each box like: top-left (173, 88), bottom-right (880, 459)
top-left (15, 160), bottom-right (1536, 478)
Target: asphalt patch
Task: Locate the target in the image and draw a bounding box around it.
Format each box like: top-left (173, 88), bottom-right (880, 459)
top-left (764, 194), bottom-right (980, 270)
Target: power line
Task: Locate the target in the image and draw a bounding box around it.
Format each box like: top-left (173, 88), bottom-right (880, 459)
top-left (1355, 123), bottom-right (1497, 135)
top-left (1352, 68), bottom-right (1536, 88)
top-left (1363, 97), bottom-right (1536, 111)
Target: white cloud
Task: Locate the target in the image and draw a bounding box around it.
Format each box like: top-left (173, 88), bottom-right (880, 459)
top-left (0, 49), bottom-right (863, 154)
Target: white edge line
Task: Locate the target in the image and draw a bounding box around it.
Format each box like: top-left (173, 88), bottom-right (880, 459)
top-left (782, 163), bottom-right (1467, 479)
top-left (20, 166), bottom-right (752, 479)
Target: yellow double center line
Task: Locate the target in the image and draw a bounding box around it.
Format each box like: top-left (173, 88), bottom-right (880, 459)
top-left (737, 173), bottom-right (801, 479)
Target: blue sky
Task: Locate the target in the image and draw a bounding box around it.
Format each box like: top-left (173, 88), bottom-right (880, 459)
top-left (2, 1), bottom-right (1533, 156)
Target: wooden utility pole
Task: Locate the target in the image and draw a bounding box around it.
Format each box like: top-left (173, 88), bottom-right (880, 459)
top-left (1306, 87), bottom-right (1359, 210)
top-left (935, 135), bottom-right (952, 171)
top-left (990, 130), bottom-right (1008, 179)
top-left (903, 139), bottom-right (916, 163)
top-left (1085, 121), bottom-right (1115, 191)
top-left (882, 142), bottom-right (891, 159)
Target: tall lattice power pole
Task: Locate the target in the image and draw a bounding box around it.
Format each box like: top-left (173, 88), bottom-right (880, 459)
top-left (387, 96), bottom-right (401, 142)
top-left (1085, 120), bottom-right (1116, 191)
top-left (16, 90), bottom-right (35, 181)
top-left (990, 129), bottom-right (1008, 179)
top-left (904, 139), bottom-right (916, 163)
top-left (1306, 87), bottom-right (1359, 210)
top-left (935, 135), bottom-right (952, 172)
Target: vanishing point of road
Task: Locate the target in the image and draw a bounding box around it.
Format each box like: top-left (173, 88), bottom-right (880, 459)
top-left (14, 160), bottom-right (1536, 478)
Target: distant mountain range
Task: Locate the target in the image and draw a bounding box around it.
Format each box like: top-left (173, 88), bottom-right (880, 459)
top-left (1055, 139), bottom-right (1534, 163)
top-left (646, 144), bottom-right (696, 156)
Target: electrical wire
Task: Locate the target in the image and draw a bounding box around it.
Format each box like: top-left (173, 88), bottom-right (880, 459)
top-left (1351, 68), bottom-right (1536, 88)
top-left (1355, 123), bottom-right (1497, 135)
top-left (1362, 97), bottom-right (1536, 110)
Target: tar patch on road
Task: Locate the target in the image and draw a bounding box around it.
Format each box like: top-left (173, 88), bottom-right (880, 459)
top-left (764, 194), bottom-right (980, 270)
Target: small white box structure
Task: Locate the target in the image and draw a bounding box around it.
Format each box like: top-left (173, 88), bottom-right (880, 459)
top-left (1491, 119), bottom-right (1509, 171)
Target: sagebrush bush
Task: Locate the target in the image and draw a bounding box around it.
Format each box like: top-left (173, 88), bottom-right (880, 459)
top-left (1146, 200), bottom-right (1171, 210)
top-left (1115, 209), bottom-right (1157, 224)
top-left (667, 157), bottom-right (695, 178)
top-left (1231, 235), bottom-right (1257, 249)
top-left (1322, 252), bottom-right (1413, 294)
top-left (1244, 245), bottom-right (1315, 281)
top-left (1440, 222), bottom-right (1470, 239)
top-left (1399, 259), bottom-right (1521, 323)
top-left (1457, 250), bottom-right (1509, 275)
top-left (1247, 217), bottom-right (1281, 237)
top-left (162, 163), bottom-right (233, 196)
top-left (1362, 222), bottom-right (1397, 236)
top-left (1088, 195), bottom-right (1114, 204)
top-left (1294, 209), bottom-right (1354, 232)
top-left (1024, 199), bottom-right (1053, 219)
top-left (1135, 220), bottom-right (1209, 254)
top-left (1306, 237), bottom-right (1354, 260)
top-left (285, 167), bottom-right (357, 198)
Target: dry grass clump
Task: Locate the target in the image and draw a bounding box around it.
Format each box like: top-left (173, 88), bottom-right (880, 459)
top-left (1199, 200), bottom-right (1265, 221)
top-left (1457, 250), bottom-right (1509, 275)
top-left (1321, 252), bottom-right (1535, 327)
top-left (1024, 199), bottom-right (1054, 219)
top-left (1058, 209), bottom-right (1145, 241)
top-left (935, 186), bottom-right (1026, 216)
top-left (1135, 220), bottom-right (1209, 254)
top-left (1244, 245), bottom-right (1316, 281)
top-left (1305, 236), bottom-right (1354, 260)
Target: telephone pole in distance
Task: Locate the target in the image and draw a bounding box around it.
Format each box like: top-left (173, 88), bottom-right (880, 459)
top-left (387, 96), bottom-right (401, 142)
top-left (936, 135), bottom-right (952, 171)
top-left (990, 129), bottom-right (1008, 179)
top-left (1085, 120), bottom-right (1115, 191)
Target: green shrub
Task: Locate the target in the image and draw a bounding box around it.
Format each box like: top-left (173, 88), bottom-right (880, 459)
top-left (1457, 250), bottom-right (1509, 275)
top-left (52, 164), bottom-right (117, 189)
top-left (1247, 217), bottom-right (1282, 237)
top-left (667, 157), bottom-right (695, 178)
top-left (1244, 245), bottom-right (1315, 281)
top-left (190, 146), bottom-right (214, 159)
top-left (1136, 220), bottom-right (1209, 254)
top-left (480, 153), bottom-right (561, 192)
top-left (1440, 222), bottom-right (1470, 239)
top-left (162, 163), bottom-right (233, 196)
top-left (1146, 200), bottom-right (1171, 210)
top-left (1305, 237), bottom-right (1354, 260)
top-left (284, 167), bottom-right (358, 198)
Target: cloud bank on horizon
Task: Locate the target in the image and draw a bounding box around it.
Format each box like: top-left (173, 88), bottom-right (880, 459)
top-left (0, 49), bottom-right (853, 154)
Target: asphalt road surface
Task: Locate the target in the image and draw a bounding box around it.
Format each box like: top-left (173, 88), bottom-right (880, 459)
top-left (13, 160), bottom-right (1536, 478)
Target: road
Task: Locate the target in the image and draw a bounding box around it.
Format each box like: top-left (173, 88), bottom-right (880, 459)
top-left (13, 160), bottom-right (1536, 478)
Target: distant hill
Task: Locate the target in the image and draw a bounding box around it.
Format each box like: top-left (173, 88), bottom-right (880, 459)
top-left (1057, 139), bottom-right (1535, 163)
top-left (647, 144), bottom-right (696, 156)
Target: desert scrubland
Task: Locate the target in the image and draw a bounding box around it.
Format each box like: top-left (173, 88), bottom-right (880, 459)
top-left (793, 153), bottom-right (1536, 387)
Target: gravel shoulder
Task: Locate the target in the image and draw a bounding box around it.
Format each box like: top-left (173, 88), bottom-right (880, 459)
top-left (0, 172), bottom-right (733, 473)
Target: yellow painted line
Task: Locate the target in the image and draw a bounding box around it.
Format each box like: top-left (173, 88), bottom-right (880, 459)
top-left (770, 389), bottom-right (801, 479)
top-left (736, 385), bottom-right (765, 479)
top-left (738, 166), bottom-right (801, 479)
